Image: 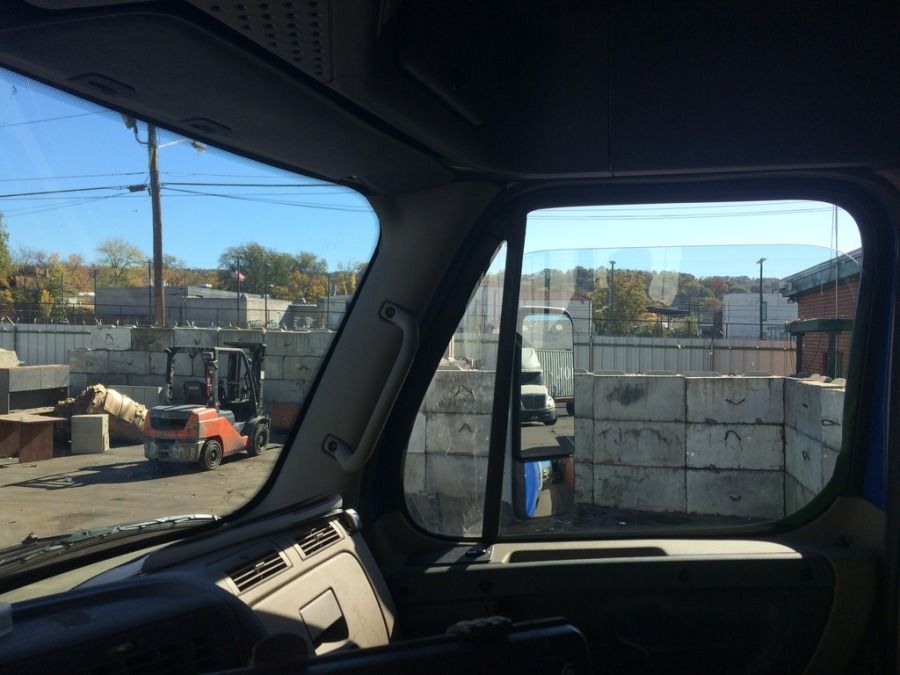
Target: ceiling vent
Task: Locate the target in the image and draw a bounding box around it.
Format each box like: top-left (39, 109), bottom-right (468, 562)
top-left (227, 550), bottom-right (288, 593)
top-left (189, 0), bottom-right (334, 82)
top-left (296, 521), bottom-right (342, 558)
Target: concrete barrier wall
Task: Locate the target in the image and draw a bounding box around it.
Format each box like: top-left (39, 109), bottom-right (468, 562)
top-left (68, 327), bottom-right (332, 410)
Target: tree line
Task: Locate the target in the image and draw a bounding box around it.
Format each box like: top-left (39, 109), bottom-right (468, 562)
top-left (0, 215), bottom-right (365, 319)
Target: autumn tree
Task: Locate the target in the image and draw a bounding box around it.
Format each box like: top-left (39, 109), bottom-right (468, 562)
top-left (96, 238), bottom-right (145, 287)
top-left (590, 268), bottom-right (650, 336)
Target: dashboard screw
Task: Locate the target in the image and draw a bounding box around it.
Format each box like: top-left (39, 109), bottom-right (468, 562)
top-left (384, 306), bottom-right (395, 319)
top-left (327, 439), bottom-right (337, 452)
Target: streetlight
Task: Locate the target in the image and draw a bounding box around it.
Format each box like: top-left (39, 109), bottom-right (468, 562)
top-left (122, 115), bottom-right (205, 327)
top-left (757, 257), bottom-right (767, 340)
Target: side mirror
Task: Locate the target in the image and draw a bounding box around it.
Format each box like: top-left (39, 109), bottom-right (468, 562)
top-left (511, 307), bottom-right (575, 519)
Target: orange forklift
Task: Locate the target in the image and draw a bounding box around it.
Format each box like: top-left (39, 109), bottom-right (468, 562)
top-left (144, 342), bottom-right (270, 471)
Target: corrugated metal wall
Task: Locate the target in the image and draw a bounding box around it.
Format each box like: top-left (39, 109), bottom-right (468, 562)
top-left (0, 323), bottom-right (91, 365)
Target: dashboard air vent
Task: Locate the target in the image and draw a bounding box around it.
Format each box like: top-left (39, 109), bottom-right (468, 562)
top-left (227, 551), bottom-right (288, 593)
top-left (296, 522), bottom-right (342, 558)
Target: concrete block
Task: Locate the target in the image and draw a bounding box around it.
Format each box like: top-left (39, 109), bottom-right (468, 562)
top-left (425, 453), bottom-right (489, 503)
top-left (282, 356), bottom-right (322, 380)
top-left (594, 421), bottom-right (685, 467)
top-left (820, 387), bottom-right (844, 451)
top-left (573, 417), bottom-right (594, 463)
top-left (149, 351), bottom-right (168, 375)
top-left (126, 374), bottom-right (166, 388)
top-left (407, 412), bottom-right (426, 454)
top-left (784, 426), bottom-right (823, 493)
top-left (266, 332), bottom-right (307, 356)
top-left (82, 373), bottom-right (127, 387)
top-left (686, 469), bottom-right (783, 519)
top-left (403, 453), bottom-right (426, 494)
top-left (173, 327), bottom-right (217, 348)
top-left (40, 365), bottom-right (70, 389)
top-left (573, 373), bottom-right (594, 418)
top-left (593, 375), bottom-right (684, 422)
top-left (686, 376), bottom-right (783, 424)
top-left (264, 379), bottom-right (308, 403)
top-left (785, 474), bottom-right (817, 514)
top-left (71, 414), bottom-right (109, 455)
top-left (822, 447), bottom-right (840, 487)
top-left (7, 367), bottom-right (41, 392)
top-left (68, 349), bottom-right (109, 374)
top-left (424, 370), bottom-right (495, 414)
top-left (108, 350), bottom-right (150, 375)
top-left (686, 423), bottom-right (783, 470)
top-left (574, 459), bottom-right (594, 505)
top-left (425, 412), bottom-right (492, 456)
top-left (218, 328), bottom-right (264, 347)
top-left (593, 465), bottom-right (686, 512)
top-left (68, 373), bottom-right (88, 395)
top-left (90, 326), bottom-right (132, 350)
top-left (131, 327), bottom-right (174, 351)
top-left (308, 331), bottom-right (334, 352)
top-left (264, 355), bottom-right (284, 379)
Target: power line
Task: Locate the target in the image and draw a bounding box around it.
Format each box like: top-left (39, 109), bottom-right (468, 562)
top-left (0, 111), bottom-right (102, 128)
top-left (0, 185), bottom-right (136, 199)
top-left (160, 186), bottom-right (370, 211)
top-left (2, 191), bottom-right (131, 217)
top-left (160, 181), bottom-right (347, 189)
top-left (0, 171), bottom-right (146, 183)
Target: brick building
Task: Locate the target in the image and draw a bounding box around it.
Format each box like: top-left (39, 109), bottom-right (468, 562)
top-left (782, 249), bottom-right (861, 377)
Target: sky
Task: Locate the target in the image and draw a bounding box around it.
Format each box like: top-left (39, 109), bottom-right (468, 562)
top-left (0, 66), bottom-right (862, 280)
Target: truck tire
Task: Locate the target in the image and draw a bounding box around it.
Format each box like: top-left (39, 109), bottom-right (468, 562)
top-left (566, 400), bottom-right (575, 416)
top-left (247, 424), bottom-right (269, 457)
top-left (199, 439), bottom-right (223, 471)
top-left (543, 410), bottom-right (558, 426)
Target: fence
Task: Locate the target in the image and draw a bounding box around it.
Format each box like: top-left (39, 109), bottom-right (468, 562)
top-left (452, 333), bottom-right (797, 376)
top-left (0, 321), bottom-right (91, 365)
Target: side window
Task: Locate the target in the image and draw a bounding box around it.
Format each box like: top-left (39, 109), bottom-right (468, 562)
top-left (403, 244), bottom-right (507, 537)
top-left (503, 201), bottom-right (860, 534)
top-left (402, 200), bottom-right (861, 538)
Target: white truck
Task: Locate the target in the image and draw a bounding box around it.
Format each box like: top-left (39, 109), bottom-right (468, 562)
top-left (519, 346), bottom-right (557, 425)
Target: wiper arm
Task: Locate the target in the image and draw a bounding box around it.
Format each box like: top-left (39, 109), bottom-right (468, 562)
top-left (0, 514), bottom-right (219, 573)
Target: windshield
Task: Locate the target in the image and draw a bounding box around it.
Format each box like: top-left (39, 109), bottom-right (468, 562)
top-left (521, 371), bottom-right (544, 387)
top-left (0, 68), bottom-right (378, 553)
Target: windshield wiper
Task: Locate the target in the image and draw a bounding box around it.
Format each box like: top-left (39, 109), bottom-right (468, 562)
top-left (0, 514), bottom-right (219, 574)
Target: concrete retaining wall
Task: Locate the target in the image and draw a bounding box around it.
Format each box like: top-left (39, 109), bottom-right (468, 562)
top-left (68, 327), bottom-right (332, 413)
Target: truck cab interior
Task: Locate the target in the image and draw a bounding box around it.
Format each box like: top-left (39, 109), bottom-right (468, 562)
top-left (0, 1), bottom-right (898, 674)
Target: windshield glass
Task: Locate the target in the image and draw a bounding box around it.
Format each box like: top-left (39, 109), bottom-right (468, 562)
top-left (0, 68), bottom-right (378, 551)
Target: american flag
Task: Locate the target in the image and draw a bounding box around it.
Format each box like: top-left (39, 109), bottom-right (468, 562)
top-left (230, 266), bottom-right (246, 282)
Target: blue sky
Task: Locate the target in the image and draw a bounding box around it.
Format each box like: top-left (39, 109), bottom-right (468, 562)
top-left (0, 68), bottom-right (379, 270)
top-left (1, 67), bottom-right (861, 280)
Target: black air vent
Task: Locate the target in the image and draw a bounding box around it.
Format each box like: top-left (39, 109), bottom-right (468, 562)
top-left (296, 522), bottom-right (341, 557)
top-left (80, 632), bottom-right (223, 675)
top-left (227, 550), bottom-right (288, 592)
top-left (190, 0), bottom-right (334, 82)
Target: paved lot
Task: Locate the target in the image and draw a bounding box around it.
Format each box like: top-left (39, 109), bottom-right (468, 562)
top-left (0, 443), bottom-right (282, 548)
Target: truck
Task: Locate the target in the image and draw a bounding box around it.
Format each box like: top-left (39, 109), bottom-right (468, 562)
top-left (144, 343), bottom-right (270, 470)
top-left (519, 346), bottom-right (557, 426)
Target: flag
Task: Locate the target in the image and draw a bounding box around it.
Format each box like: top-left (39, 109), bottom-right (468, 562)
top-left (230, 266), bottom-right (246, 283)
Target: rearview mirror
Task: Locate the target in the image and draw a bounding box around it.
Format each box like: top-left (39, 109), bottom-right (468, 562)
top-left (511, 307), bottom-right (575, 519)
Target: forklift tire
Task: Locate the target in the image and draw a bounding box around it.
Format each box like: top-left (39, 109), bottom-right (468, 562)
top-left (248, 424), bottom-right (269, 457)
top-left (199, 439), bottom-right (223, 471)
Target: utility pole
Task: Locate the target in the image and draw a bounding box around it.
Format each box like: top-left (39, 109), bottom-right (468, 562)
top-left (147, 125), bottom-right (165, 326)
top-left (235, 256), bottom-right (242, 327)
top-left (263, 261), bottom-right (268, 327)
top-left (325, 273), bottom-right (331, 330)
top-left (608, 260), bottom-right (616, 335)
top-left (757, 257), bottom-right (766, 340)
top-left (91, 267), bottom-right (98, 318)
top-left (147, 259), bottom-right (152, 324)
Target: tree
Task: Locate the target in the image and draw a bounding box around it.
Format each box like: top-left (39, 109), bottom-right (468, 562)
top-left (96, 238), bottom-right (145, 287)
top-left (590, 268), bottom-right (650, 336)
top-left (0, 214), bottom-right (12, 281)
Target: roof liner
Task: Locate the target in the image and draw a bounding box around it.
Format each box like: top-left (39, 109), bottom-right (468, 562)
top-left (2, 0), bottom-right (899, 193)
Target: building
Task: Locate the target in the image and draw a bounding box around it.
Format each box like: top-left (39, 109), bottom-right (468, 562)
top-left (721, 291), bottom-right (798, 339)
top-left (782, 248), bottom-right (862, 376)
top-left (95, 285), bottom-right (292, 327)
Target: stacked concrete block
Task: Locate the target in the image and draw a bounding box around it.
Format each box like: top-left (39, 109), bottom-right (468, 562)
top-left (0, 364), bottom-right (70, 412)
top-left (684, 376), bottom-right (784, 517)
top-left (591, 375), bottom-right (686, 513)
top-left (71, 414), bottom-right (109, 455)
top-left (783, 377), bottom-right (845, 512)
top-left (89, 326), bottom-right (133, 351)
top-left (573, 373), bottom-right (594, 504)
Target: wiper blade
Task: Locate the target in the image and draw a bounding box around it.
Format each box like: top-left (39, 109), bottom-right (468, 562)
top-left (0, 514), bottom-right (219, 573)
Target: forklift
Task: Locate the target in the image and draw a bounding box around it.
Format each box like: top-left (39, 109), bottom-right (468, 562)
top-left (144, 342), bottom-right (270, 470)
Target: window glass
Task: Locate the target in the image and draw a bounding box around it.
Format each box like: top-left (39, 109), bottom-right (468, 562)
top-left (0, 68), bottom-right (378, 548)
top-left (404, 244), bottom-right (507, 537)
top-left (503, 200), bottom-right (860, 535)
